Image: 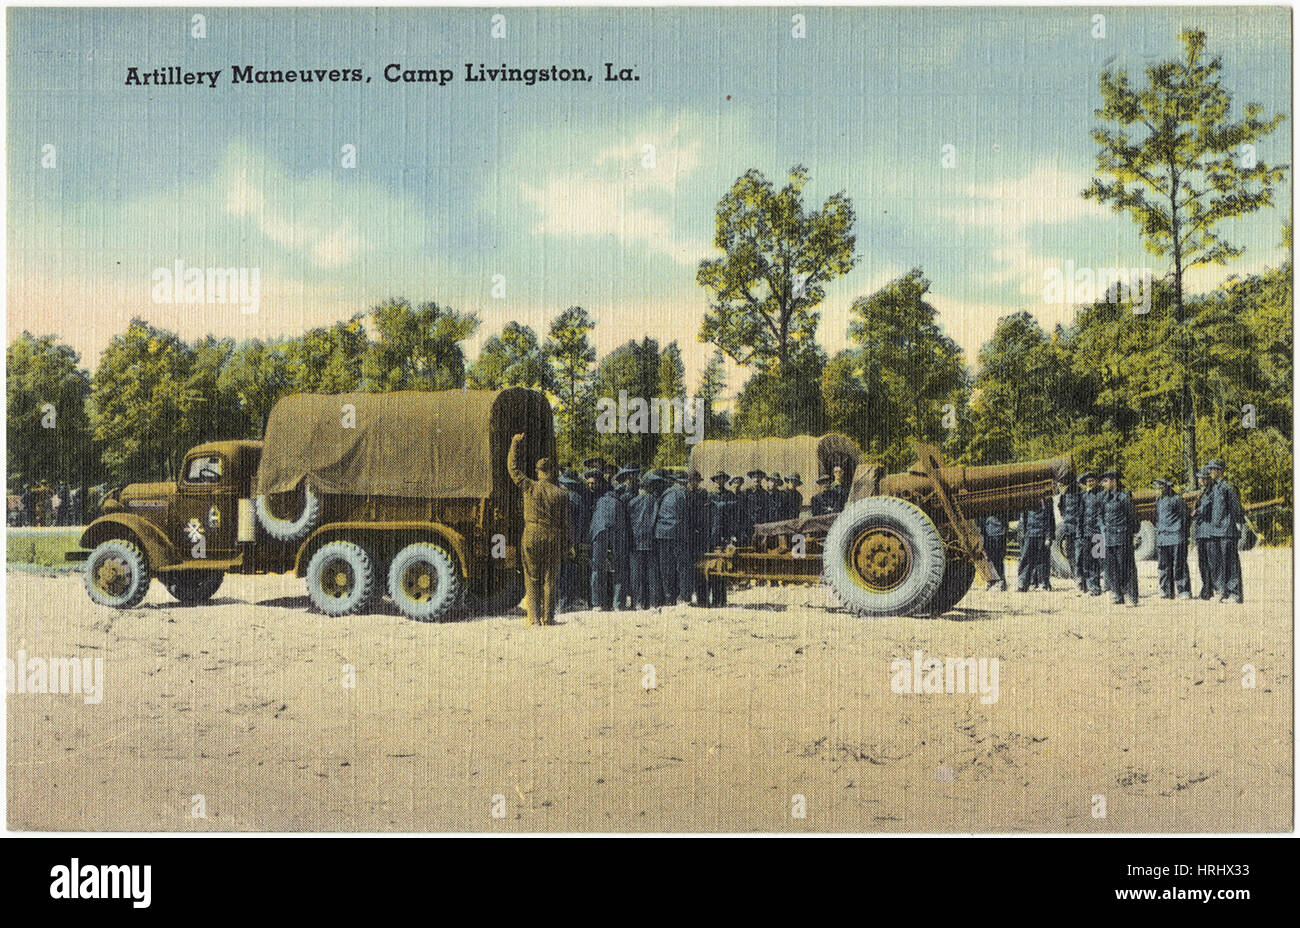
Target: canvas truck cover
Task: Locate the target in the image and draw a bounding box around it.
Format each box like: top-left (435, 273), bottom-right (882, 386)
top-left (688, 434), bottom-right (863, 508)
top-left (255, 389), bottom-right (556, 500)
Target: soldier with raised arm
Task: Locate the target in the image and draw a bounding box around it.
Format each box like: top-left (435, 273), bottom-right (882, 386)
top-left (508, 432), bottom-right (570, 626)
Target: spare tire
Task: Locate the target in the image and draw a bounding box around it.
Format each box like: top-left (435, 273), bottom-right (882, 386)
top-left (1133, 520), bottom-right (1157, 561)
top-left (822, 496), bottom-right (946, 618)
top-left (255, 483), bottom-right (321, 543)
top-left (922, 559), bottom-right (976, 616)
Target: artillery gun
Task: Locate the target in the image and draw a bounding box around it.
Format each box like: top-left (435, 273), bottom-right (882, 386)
top-left (701, 442), bottom-right (1071, 618)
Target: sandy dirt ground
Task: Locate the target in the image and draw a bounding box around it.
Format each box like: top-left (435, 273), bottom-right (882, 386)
top-left (6, 549), bottom-right (1292, 832)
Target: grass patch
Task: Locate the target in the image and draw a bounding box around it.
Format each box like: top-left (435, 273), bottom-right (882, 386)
top-left (6, 529), bottom-right (84, 571)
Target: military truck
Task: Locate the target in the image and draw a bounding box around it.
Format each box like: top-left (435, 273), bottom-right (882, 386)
top-left (701, 441), bottom-right (1072, 617)
top-left (67, 389), bottom-right (555, 621)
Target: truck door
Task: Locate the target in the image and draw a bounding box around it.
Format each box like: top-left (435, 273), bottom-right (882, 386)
top-left (173, 452), bottom-right (237, 558)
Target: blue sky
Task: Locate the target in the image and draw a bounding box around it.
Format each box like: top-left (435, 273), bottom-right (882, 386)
top-left (6, 6), bottom-right (1292, 390)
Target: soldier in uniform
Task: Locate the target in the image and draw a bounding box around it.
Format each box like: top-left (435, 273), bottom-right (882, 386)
top-left (979, 513), bottom-right (1009, 591)
top-left (739, 469), bottom-right (765, 542)
top-left (627, 474), bottom-right (662, 609)
top-left (507, 433), bottom-right (571, 626)
top-left (779, 474), bottom-right (803, 520)
top-left (557, 472), bottom-right (589, 612)
top-left (809, 475), bottom-right (834, 516)
top-left (1193, 467), bottom-right (1215, 599)
top-left (615, 466), bottom-right (640, 502)
top-left (1203, 460), bottom-right (1245, 603)
top-left (759, 473), bottom-right (781, 524)
top-left (1152, 478), bottom-right (1191, 600)
top-left (1100, 470), bottom-right (1139, 606)
top-left (588, 468), bottom-right (630, 610)
top-left (824, 469), bottom-right (848, 514)
top-left (706, 474), bottom-right (741, 606)
top-left (685, 471), bottom-right (713, 606)
top-left (1016, 496), bottom-right (1055, 592)
top-left (654, 474), bottom-right (690, 606)
top-left (1078, 472), bottom-right (1104, 596)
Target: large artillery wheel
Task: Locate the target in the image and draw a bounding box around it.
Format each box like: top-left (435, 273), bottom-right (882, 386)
top-left (822, 497), bottom-right (946, 618)
top-left (922, 559), bottom-right (976, 616)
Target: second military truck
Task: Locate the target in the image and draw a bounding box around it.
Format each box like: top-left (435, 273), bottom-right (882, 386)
top-left (69, 389), bottom-right (555, 621)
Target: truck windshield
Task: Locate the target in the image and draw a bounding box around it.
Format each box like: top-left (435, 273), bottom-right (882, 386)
top-left (185, 455), bottom-right (224, 484)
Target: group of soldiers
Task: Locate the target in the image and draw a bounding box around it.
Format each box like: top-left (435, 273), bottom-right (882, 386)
top-left (978, 459), bottom-right (1246, 606)
top-left (505, 432), bottom-right (852, 625)
top-left (9, 481), bottom-right (84, 527)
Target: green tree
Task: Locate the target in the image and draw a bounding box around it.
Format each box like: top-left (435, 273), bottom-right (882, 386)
top-left (467, 321), bottom-right (552, 391)
top-left (219, 338), bottom-right (300, 436)
top-left (733, 348), bottom-right (827, 440)
top-left (1082, 27), bottom-right (1288, 481)
top-left (591, 338), bottom-right (661, 467)
top-left (6, 332), bottom-right (93, 489)
top-left (363, 298), bottom-right (479, 391)
top-left (697, 165), bottom-right (855, 379)
top-left (544, 306), bottom-right (597, 466)
top-left (824, 269), bottom-right (968, 467)
top-left (695, 348), bottom-right (731, 440)
top-left (652, 342), bottom-right (689, 467)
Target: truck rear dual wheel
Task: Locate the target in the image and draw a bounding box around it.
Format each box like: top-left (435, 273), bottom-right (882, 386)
top-left (84, 539), bottom-right (152, 609)
top-left (387, 543), bottom-right (463, 621)
top-left (822, 496), bottom-right (947, 618)
top-left (306, 540), bottom-right (376, 616)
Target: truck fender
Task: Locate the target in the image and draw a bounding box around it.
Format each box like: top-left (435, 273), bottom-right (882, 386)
top-left (293, 521), bottom-right (470, 578)
top-left (79, 514), bottom-right (179, 570)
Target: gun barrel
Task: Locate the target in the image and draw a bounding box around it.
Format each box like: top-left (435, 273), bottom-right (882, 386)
top-left (879, 455), bottom-right (1072, 521)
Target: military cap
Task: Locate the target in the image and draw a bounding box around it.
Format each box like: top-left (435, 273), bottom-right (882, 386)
top-left (767, 472), bottom-right (782, 482)
top-left (1101, 469), bottom-right (1119, 480)
top-left (815, 475), bottom-right (832, 486)
top-left (582, 457), bottom-right (606, 470)
top-left (1205, 459), bottom-right (1226, 471)
top-left (786, 473), bottom-right (802, 486)
top-left (1196, 467), bottom-right (1210, 478)
top-left (558, 473), bottom-right (581, 488)
top-left (688, 470), bottom-right (703, 481)
top-left (746, 469), bottom-right (766, 479)
top-left (615, 466), bottom-right (640, 481)
top-left (582, 468), bottom-right (602, 481)
top-left (1151, 478), bottom-right (1172, 489)
top-left (727, 475), bottom-right (744, 487)
top-left (711, 471), bottom-right (729, 483)
top-left (1077, 471), bottom-right (1095, 482)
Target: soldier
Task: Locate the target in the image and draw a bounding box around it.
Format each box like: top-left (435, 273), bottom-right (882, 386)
top-left (979, 513), bottom-right (1009, 591)
top-left (557, 472), bottom-right (589, 612)
top-left (779, 474), bottom-right (803, 520)
top-left (602, 461), bottom-right (619, 488)
top-left (507, 433), bottom-right (571, 627)
top-left (1152, 478), bottom-right (1191, 600)
top-left (19, 483), bottom-right (34, 527)
top-left (1078, 472), bottom-right (1104, 596)
top-left (628, 474), bottom-right (662, 609)
top-left (616, 466), bottom-right (640, 502)
top-left (1056, 476), bottom-right (1082, 588)
top-left (1193, 467), bottom-right (1215, 599)
top-left (760, 473), bottom-right (781, 524)
top-left (824, 467), bottom-right (849, 514)
top-left (1016, 496), bottom-right (1055, 592)
top-left (654, 474), bottom-right (691, 606)
top-left (1100, 470), bottom-right (1139, 606)
top-left (686, 471), bottom-right (713, 606)
top-left (739, 469), bottom-right (765, 542)
top-left (809, 475), bottom-right (834, 516)
top-left (1203, 460), bottom-right (1245, 603)
top-left (706, 474), bottom-right (741, 606)
top-left (581, 457), bottom-right (606, 507)
top-left (588, 469), bottom-right (630, 610)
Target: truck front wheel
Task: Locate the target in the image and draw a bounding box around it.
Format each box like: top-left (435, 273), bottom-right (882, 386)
top-left (387, 543), bottom-right (463, 622)
top-left (84, 539), bottom-right (151, 609)
top-left (306, 541), bottom-right (376, 616)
